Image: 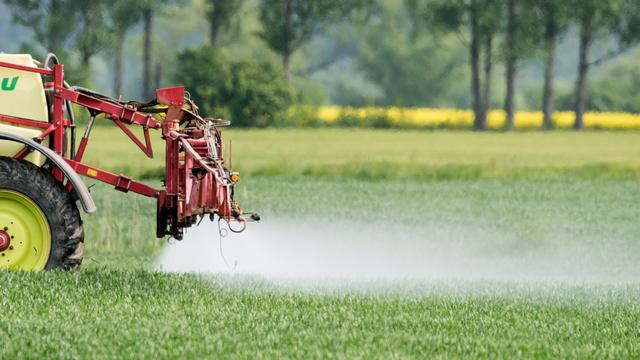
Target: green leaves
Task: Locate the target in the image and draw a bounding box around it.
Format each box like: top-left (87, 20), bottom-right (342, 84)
top-left (175, 46), bottom-right (293, 127)
top-left (205, 0), bottom-right (245, 46)
top-left (5, 0), bottom-right (78, 51)
top-left (257, 0), bottom-right (371, 76)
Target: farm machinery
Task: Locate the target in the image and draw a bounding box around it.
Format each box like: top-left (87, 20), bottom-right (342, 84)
top-left (0, 53), bottom-right (258, 271)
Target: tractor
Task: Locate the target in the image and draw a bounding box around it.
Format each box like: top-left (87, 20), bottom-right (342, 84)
top-left (0, 53), bottom-right (258, 271)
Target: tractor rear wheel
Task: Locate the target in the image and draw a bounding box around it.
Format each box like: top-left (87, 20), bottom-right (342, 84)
top-left (0, 157), bottom-right (84, 271)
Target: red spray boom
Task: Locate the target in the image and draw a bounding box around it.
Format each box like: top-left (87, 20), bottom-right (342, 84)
top-left (156, 86), bottom-right (259, 239)
top-left (0, 56), bottom-right (257, 241)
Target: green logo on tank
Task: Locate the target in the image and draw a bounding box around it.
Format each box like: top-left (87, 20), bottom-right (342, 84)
top-left (1, 77), bottom-right (19, 91)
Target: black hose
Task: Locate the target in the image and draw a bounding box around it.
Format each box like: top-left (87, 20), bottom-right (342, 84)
top-left (66, 100), bottom-right (76, 160)
top-left (43, 53), bottom-right (59, 70)
top-left (43, 53), bottom-right (76, 159)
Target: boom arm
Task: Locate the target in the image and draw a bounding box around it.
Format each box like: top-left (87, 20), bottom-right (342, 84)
top-left (0, 58), bottom-right (256, 240)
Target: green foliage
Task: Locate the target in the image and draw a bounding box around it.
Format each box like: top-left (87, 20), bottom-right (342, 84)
top-left (290, 77), bottom-right (327, 106)
top-left (175, 46), bottom-right (293, 127)
top-left (6, 134), bottom-right (640, 356)
top-left (257, 0), bottom-right (336, 55)
top-left (74, 0), bottom-right (110, 65)
top-left (5, 0), bottom-right (112, 86)
top-left (530, 0), bottom-right (572, 47)
top-left (4, 0), bottom-right (77, 51)
top-left (334, 108), bottom-right (393, 128)
top-left (3, 0), bottom-right (640, 116)
top-left (587, 54), bottom-right (640, 113)
top-left (352, 1), bottom-right (468, 107)
top-left (205, 0), bottom-right (245, 46)
top-left (257, 0), bottom-right (371, 76)
top-left (80, 126), bottom-right (640, 181)
top-left (2, 266), bottom-right (640, 358)
top-left (107, 0), bottom-right (142, 37)
top-left (499, 0), bottom-right (540, 61)
top-left (618, 0), bottom-right (640, 46)
top-left (229, 60), bottom-right (294, 126)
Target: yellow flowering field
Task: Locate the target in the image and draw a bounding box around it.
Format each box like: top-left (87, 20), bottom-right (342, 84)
top-left (314, 106), bottom-right (640, 130)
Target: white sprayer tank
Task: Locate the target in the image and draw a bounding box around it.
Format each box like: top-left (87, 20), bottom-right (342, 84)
top-left (0, 54), bottom-right (50, 165)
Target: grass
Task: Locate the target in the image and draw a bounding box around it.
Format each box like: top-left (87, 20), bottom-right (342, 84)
top-left (4, 128), bottom-right (640, 358)
top-left (84, 177), bottom-right (640, 278)
top-left (1, 270), bottom-right (639, 358)
top-left (80, 126), bottom-right (640, 180)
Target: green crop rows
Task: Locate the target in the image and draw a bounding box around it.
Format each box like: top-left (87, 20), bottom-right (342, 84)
top-left (2, 129), bottom-right (640, 358)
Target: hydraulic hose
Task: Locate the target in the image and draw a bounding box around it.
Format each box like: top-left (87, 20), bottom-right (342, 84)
top-left (42, 53), bottom-right (77, 160)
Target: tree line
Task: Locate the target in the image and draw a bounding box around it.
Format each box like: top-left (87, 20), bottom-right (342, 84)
top-left (4, 0), bottom-right (640, 130)
top-left (4, 1), bottom-right (366, 94)
top-left (420, 0), bottom-right (640, 130)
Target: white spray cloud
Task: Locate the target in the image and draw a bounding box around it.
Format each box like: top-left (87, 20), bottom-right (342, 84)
top-left (155, 216), bottom-right (639, 285)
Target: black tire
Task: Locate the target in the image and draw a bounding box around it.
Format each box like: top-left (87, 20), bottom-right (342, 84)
top-left (0, 156), bottom-right (84, 270)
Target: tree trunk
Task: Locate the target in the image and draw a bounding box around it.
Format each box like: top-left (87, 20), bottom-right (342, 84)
top-left (47, 0), bottom-right (61, 52)
top-left (574, 15), bottom-right (591, 130)
top-left (80, 7), bottom-right (92, 69)
top-left (142, 8), bottom-right (153, 99)
top-left (155, 62), bottom-right (162, 93)
top-left (470, 1), bottom-right (483, 131)
top-left (282, 0), bottom-right (293, 80)
top-left (542, 1), bottom-right (556, 129)
top-left (210, 22), bottom-right (221, 47)
top-left (542, 41), bottom-right (556, 129)
top-left (114, 34), bottom-right (124, 97)
top-left (504, 0), bottom-right (516, 131)
top-left (209, 0), bottom-right (222, 48)
top-left (81, 53), bottom-right (91, 69)
top-left (283, 51), bottom-right (292, 81)
top-left (481, 34), bottom-right (493, 131)
top-left (504, 58), bottom-right (516, 130)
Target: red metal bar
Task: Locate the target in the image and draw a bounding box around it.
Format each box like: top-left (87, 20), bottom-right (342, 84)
top-left (58, 88), bottom-right (161, 129)
top-left (164, 121), bottom-right (180, 196)
top-left (0, 114), bottom-right (49, 129)
top-left (65, 159), bottom-right (160, 198)
top-left (13, 122), bottom-right (59, 160)
top-left (113, 117), bottom-right (154, 158)
top-left (156, 86), bottom-right (185, 106)
top-left (0, 60), bottom-right (54, 75)
top-left (52, 65), bottom-right (65, 181)
top-left (75, 137), bottom-right (90, 161)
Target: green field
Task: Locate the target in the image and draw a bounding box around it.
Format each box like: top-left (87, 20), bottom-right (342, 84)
top-left (82, 127), bottom-right (640, 180)
top-left (2, 128), bottom-right (640, 358)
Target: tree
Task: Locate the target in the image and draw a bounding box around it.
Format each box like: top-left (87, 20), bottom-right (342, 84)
top-left (257, 0), bottom-right (370, 80)
top-left (478, 0), bottom-right (501, 129)
top-left (427, 0), bottom-right (501, 131)
top-left (5, 0), bottom-right (77, 53)
top-left (138, 0), bottom-right (169, 98)
top-left (570, 0), bottom-right (640, 130)
top-left (6, 0), bottom-right (110, 85)
top-left (106, 0), bottom-right (142, 96)
top-left (353, 1), bottom-right (467, 107)
top-left (587, 53), bottom-right (640, 113)
top-left (502, 0), bottom-right (537, 130)
top-left (175, 46), bottom-right (293, 127)
top-left (502, 0), bottom-right (516, 130)
top-left (74, 0), bottom-right (110, 78)
top-left (141, 2), bottom-right (154, 99)
top-left (205, 0), bottom-right (245, 47)
top-left (533, 0), bottom-right (570, 129)
top-left (137, 0), bottom-right (183, 98)
top-left (467, 1), bottom-right (483, 130)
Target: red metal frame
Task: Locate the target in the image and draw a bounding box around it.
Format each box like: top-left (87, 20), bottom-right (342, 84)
top-left (0, 60), bottom-right (248, 239)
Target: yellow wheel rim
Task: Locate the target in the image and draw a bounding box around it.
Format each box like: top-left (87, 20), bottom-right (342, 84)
top-left (0, 190), bottom-right (51, 271)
